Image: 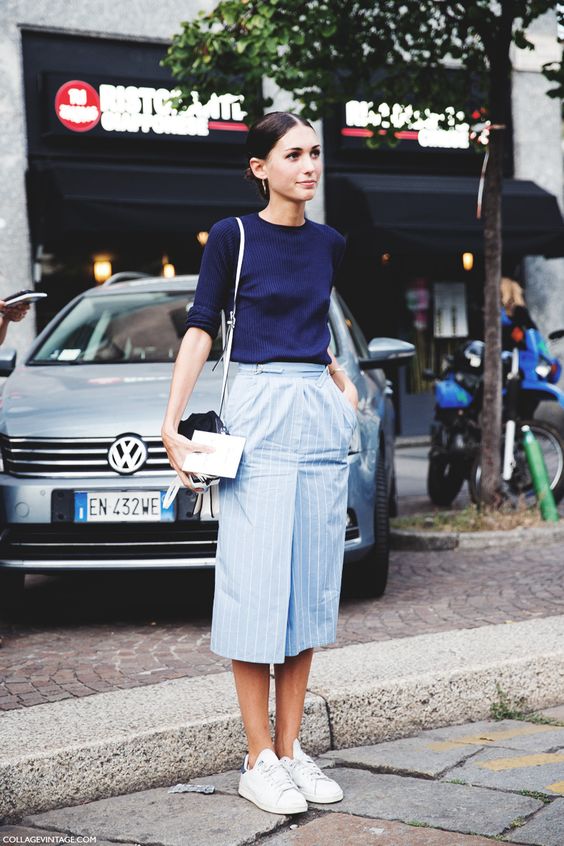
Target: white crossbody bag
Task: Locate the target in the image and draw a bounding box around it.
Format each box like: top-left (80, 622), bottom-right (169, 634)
top-left (163, 217), bottom-right (246, 507)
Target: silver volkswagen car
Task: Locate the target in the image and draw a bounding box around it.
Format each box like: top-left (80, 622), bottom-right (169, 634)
top-left (0, 275), bottom-right (413, 608)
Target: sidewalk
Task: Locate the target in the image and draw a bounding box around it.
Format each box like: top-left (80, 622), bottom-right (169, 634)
top-left (2, 705), bottom-right (564, 845)
top-left (2, 615), bottom-right (564, 822)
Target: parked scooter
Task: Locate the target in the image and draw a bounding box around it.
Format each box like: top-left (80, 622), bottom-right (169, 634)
top-left (468, 343), bottom-right (564, 505)
top-left (425, 341), bottom-right (483, 506)
top-left (426, 333), bottom-right (564, 506)
top-left (502, 316), bottom-right (564, 438)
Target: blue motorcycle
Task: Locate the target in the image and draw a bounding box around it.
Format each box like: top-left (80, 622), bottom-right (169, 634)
top-left (502, 313), bottom-right (564, 438)
top-left (425, 341), bottom-right (484, 506)
top-left (425, 323), bottom-right (564, 506)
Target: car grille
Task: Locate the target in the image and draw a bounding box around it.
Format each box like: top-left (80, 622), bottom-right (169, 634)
top-left (0, 523), bottom-right (218, 561)
top-left (0, 436), bottom-right (172, 478)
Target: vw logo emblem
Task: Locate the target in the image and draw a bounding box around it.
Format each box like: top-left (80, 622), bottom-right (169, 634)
top-left (108, 434), bottom-right (148, 475)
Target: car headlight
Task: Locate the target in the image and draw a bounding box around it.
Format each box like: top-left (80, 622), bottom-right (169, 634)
top-left (535, 361), bottom-right (552, 379)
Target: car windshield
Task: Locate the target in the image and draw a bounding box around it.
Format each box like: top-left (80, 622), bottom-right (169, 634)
top-left (30, 291), bottom-right (223, 365)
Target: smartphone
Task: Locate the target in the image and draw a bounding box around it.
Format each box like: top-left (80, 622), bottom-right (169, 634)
top-left (2, 290), bottom-right (48, 307)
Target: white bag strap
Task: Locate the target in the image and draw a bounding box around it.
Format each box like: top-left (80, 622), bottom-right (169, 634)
top-left (164, 217), bottom-right (245, 509)
top-left (218, 216), bottom-right (245, 416)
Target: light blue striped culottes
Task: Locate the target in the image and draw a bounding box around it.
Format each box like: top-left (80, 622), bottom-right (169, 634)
top-left (210, 361), bottom-right (357, 664)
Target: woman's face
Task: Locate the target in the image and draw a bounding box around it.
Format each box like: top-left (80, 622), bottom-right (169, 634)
top-left (250, 123), bottom-right (322, 203)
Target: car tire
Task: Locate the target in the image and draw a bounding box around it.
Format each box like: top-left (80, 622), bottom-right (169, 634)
top-left (389, 469), bottom-right (398, 518)
top-left (360, 448), bottom-right (390, 598)
top-left (0, 570), bottom-right (25, 615)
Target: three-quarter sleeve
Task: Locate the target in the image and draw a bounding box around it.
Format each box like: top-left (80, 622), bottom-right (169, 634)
top-left (185, 217), bottom-right (239, 338)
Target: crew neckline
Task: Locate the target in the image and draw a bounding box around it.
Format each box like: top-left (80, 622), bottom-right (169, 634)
top-left (255, 212), bottom-right (309, 230)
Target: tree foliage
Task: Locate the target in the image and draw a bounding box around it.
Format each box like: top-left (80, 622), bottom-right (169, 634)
top-left (542, 3), bottom-right (564, 110)
top-left (163, 1), bottom-right (560, 130)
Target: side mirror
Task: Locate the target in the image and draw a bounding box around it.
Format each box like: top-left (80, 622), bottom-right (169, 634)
top-left (359, 338), bottom-right (416, 370)
top-left (548, 329), bottom-right (564, 341)
top-left (0, 348), bottom-right (16, 377)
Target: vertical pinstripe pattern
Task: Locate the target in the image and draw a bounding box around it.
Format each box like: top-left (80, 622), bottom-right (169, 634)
top-left (210, 361), bottom-right (356, 664)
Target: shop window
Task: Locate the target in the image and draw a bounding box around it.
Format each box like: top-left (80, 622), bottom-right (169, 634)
top-left (403, 278), bottom-right (468, 394)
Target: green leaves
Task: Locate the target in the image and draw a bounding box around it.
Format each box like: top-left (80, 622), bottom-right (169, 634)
top-left (542, 60), bottom-right (564, 112)
top-left (513, 28), bottom-right (535, 51)
top-left (221, 8), bottom-right (237, 25)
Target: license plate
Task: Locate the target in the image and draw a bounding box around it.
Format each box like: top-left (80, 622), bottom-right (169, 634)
top-left (74, 491), bottom-right (175, 523)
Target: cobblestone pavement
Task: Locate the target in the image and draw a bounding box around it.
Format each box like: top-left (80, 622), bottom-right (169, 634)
top-left (1, 537), bottom-right (562, 711)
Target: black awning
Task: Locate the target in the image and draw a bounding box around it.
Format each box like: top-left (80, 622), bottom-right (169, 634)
top-left (30, 161), bottom-right (262, 242)
top-left (327, 173), bottom-right (564, 258)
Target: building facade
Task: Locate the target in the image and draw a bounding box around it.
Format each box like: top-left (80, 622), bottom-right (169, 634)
top-left (0, 3), bottom-right (562, 434)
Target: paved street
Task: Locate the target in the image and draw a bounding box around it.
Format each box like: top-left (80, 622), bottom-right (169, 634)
top-left (1, 446), bottom-right (563, 712)
top-left (396, 443), bottom-right (470, 514)
top-left (2, 709), bottom-right (564, 845)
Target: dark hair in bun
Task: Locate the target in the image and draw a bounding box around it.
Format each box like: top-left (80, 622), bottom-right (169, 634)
top-left (245, 111), bottom-right (314, 201)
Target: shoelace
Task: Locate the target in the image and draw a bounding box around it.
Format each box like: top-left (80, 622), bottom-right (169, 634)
top-left (257, 760), bottom-right (300, 794)
top-left (290, 754), bottom-right (331, 782)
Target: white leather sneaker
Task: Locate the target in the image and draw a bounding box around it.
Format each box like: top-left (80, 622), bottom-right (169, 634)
top-left (238, 747), bottom-right (308, 815)
top-left (280, 739), bottom-right (344, 803)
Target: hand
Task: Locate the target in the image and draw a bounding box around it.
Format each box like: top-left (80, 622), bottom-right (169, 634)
top-left (342, 378), bottom-right (359, 412)
top-left (332, 372), bottom-right (359, 412)
top-left (161, 428), bottom-right (215, 493)
top-left (0, 302), bottom-right (30, 322)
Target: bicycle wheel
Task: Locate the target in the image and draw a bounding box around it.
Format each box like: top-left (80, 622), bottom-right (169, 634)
top-left (469, 420), bottom-right (564, 504)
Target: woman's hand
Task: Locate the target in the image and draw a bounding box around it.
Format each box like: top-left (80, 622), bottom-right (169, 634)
top-left (342, 377), bottom-right (359, 411)
top-left (0, 302), bottom-right (30, 322)
top-left (332, 371), bottom-right (359, 411)
top-left (160, 327), bottom-right (215, 493)
top-left (161, 428), bottom-right (215, 493)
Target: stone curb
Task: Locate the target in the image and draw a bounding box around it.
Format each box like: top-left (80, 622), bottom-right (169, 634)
top-left (1, 616), bottom-right (564, 821)
top-left (394, 435), bottom-right (430, 449)
top-left (391, 521), bottom-right (564, 550)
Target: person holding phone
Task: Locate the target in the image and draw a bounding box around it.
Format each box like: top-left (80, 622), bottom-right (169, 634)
top-left (0, 300), bottom-right (30, 345)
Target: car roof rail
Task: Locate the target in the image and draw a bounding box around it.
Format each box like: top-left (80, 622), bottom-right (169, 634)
top-left (103, 272), bottom-right (152, 287)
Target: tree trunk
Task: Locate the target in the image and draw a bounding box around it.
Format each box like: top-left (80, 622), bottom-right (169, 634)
top-left (479, 126), bottom-right (504, 505)
top-left (478, 0), bottom-right (513, 507)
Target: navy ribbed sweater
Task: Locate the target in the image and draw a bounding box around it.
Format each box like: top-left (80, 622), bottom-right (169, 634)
top-left (185, 212), bottom-right (346, 365)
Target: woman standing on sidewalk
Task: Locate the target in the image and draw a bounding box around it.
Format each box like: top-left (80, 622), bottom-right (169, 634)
top-left (162, 112), bottom-right (358, 815)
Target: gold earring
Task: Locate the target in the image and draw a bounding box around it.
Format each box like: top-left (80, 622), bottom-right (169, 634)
top-left (262, 179), bottom-right (267, 193)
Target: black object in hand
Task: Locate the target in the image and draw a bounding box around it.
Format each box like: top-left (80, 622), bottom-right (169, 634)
top-left (178, 410), bottom-right (227, 440)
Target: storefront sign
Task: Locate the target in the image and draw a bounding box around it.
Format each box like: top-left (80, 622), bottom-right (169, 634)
top-left (341, 100), bottom-right (488, 154)
top-left (54, 80), bottom-right (101, 132)
top-left (50, 74), bottom-right (247, 142)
